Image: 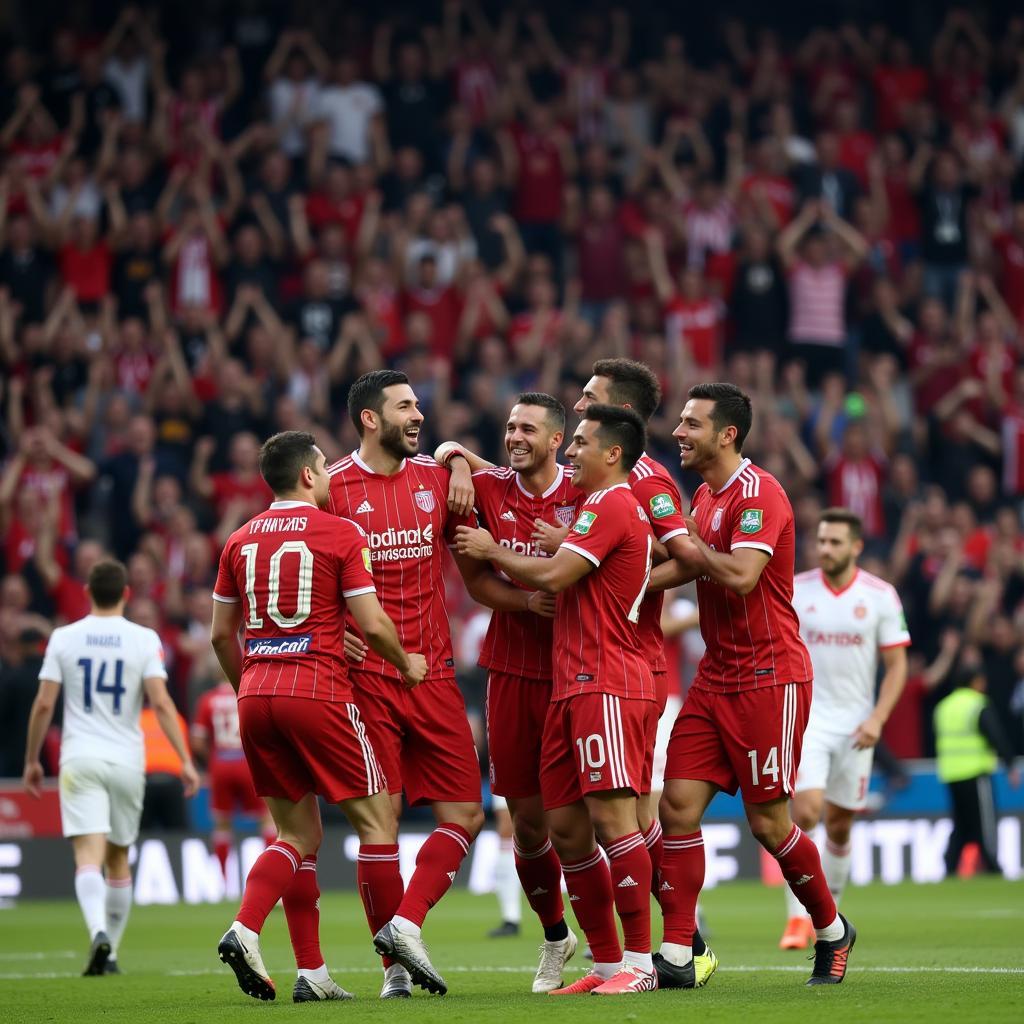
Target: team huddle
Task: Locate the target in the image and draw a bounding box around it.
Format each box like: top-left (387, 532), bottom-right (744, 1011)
top-left (23, 359), bottom-right (910, 1000)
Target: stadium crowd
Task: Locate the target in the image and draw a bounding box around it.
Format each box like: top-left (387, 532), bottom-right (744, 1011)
top-left (1, 1), bottom-right (1023, 789)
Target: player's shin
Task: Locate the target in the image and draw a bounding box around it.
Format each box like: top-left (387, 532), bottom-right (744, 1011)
top-left (236, 842), bottom-right (301, 933)
top-left (658, 832), bottom-right (704, 964)
top-left (823, 837), bottom-right (852, 904)
top-left (105, 876), bottom-right (133, 958)
top-left (357, 844), bottom-right (403, 965)
top-left (514, 837), bottom-right (566, 934)
top-left (642, 819), bottom-right (664, 898)
top-left (283, 857), bottom-right (324, 972)
top-left (773, 825), bottom-right (842, 939)
top-left (393, 823), bottom-right (472, 930)
top-left (605, 832), bottom-right (654, 970)
top-left (561, 848), bottom-right (622, 976)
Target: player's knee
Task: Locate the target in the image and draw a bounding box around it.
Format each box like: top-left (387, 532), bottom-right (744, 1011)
top-left (747, 812), bottom-right (789, 850)
top-left (512, 817), bottom-right (547, 853)
top-left (447, 804), bottom-right (485, 839)
top-left (658, 791), bottom-right (701, 835)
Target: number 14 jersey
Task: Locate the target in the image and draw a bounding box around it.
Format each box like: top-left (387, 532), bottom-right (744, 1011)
top-left (213, 499), bottom-right (377, 702)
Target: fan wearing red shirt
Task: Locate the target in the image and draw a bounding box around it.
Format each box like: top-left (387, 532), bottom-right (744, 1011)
top-left (457, 406), bottom-right (665, 996)
top-left (991, 202), bottom-right (1024, 323)
top-left (210, 430), bottom-right (428, 1003)
top-left (400, 255), bottom-right (463, 359)
top-left (650, 383), bottom-right (855, 988)
top-left (328, 371), bottom-right (530, 997)
top-left (191, 680), bottom-right (276, 879)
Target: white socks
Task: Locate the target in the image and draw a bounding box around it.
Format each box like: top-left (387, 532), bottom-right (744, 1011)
top-left (823, 840), bottom-right (852, 905)
top-left (298, 964), bottom-right (330, 983)
top-left (623, 950), bottom-right (654, 972)
top-left (495, 839), bottom-right (521, 925)
top-left (74, 866), bottom-right (107, 939)
top-left (592, 959), bottom-right (623, 980)
top-left (784, 882), bottom-right (810, 921)
top-left (659, 942), bottom-right (692, 967)
top-left (105, 877), bottom-right (133, 957)
top-left (392, 915), bottom-right (421, 939)
top-left (816, 915), bottom-right (845, 942)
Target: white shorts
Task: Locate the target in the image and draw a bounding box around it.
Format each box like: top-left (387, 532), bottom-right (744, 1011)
top-left (491, 794), bottom-right (508, 813)
top-left (794, 727), bottom-right (873, 811)
top-left (59, 758), bottom-right (145, 846)
top-left (650, 695), bottom-right (684, 794)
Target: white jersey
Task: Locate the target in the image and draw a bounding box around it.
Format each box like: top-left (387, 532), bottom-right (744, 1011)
top-left (793, 569), bottom-right (910, 734)
top-left (39, 614), bottom-right (167, 771)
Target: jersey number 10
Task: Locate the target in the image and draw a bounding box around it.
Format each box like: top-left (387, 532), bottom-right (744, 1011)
top-left (77, 658), bottom-right (126, 714)
top-left (240, 541), bottom-right (314, 629)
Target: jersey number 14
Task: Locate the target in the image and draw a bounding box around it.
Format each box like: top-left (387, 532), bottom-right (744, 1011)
top-left (77, 658), bottom-right (126, 714)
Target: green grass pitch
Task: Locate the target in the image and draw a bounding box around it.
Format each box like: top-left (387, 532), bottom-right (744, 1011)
top-left (1, 877), bottom-right (1021, 1023)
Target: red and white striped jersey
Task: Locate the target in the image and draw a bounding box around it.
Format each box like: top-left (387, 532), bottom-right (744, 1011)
top-left (328, 451), bottom-right (470, 683)
top-left (472, 464), bottom-right (581, 680)
top-left (555, 483), bottom-right (657, 702)
top-left (213, 500), bottom-right (376, 702)
top-left (629, 453), bottom-right (689, 676)
top-left (690, 459), bottom-right (812, 693)
top-left (191, 681), bottom-right (245, 764)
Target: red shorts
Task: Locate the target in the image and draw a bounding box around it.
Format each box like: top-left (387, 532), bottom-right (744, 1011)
top-left (352, 671), bottom-right (481, 807)
top-left (664, 681), bottom-right (810, 803)
top-left (209, 758), bottom-right (263, 816)
top-left (654, 671), bottom-right (669, 715)
top-left (540, 693), bottom-right (659, 810)
top-left (238, 695), bottom-right (386, 804)
top-left (486, 672), bottom-right (551, 799)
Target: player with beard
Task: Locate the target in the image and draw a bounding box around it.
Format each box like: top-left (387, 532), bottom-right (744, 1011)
top-left (648, 383), bottom-right (857, 988)
top-left (779, 509), bottom-right (909, 949)
top-left (456, 405), bottom-right (662, 995)
top-left (455, 393), bottom-right (581, 992)
top-left (328, 370), bottom-right (538, 998)
top-left (438, 360), bottom-right (717, 987)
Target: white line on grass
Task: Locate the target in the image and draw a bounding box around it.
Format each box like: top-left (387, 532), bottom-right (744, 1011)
top-left (0, 952), bottom-right (76, 961)
top-left (2, 964), bottom-right (1021, 981)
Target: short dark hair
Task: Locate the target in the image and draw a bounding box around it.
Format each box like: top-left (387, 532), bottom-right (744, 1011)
top-left (347, 370), bottom-right (410, 436)
top-left (258, 430), bottom-right (319, 495)
top-left (687, 382), bottom-right (753, 452)
top-left (592, 359), bottom-right (662, 422)
top-left (515, 392), bottom-right (565, 432)
top-left (581, 403), bottom-right (647, 472)
top-left (819, 507), bottom-right (863, 541)
top-left (88, 560), bottom-right (128, 609)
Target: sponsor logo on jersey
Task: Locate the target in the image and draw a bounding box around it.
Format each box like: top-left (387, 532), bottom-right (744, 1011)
top-left (361, 548), bottom-right (372, 574)
top-left (711, 507), bottom-right (723, 532)
top-left (499, 537), bottom-right (545, 556)
top-left (355, 500), bottom-right (374, 514)
top-left (650, 492), bottom-right (677, 519)
top-left (414, 489), bottom-right (436, 513)
top-left (806, 630), bottom-right (864, 646)
top-left (245, 635), bottom-right (313, 656)
top-left (572, 510), bottom-right (597, 535)
top-left (739, 508), bottom-right (763, 534)
top-left (366, 523), bottom-right (434, 561)
top-left (555, 505), bottom-right (576, 527)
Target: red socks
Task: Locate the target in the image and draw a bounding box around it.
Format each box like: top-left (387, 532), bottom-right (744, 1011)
top-left (513, 837), bottom-right (565, 928)
top-left (394, 824), bottom-right (471, 927)
top-left (605, 832), bottom-right (653, 954)
top-left (213, 830), bottom-right (232, 880)
top-left (773, 825), bottom-right (838, 929)
top-left (236, 841), bottom-right (300, 933)
top-left (283, 856), bottom-right (322, 969)
top-left (357, 844), bottom-right (403, 967)
top-left (643, 820), bottom-right (664, 899)
top-left (561, 848), bottom-right (621, 965)
top-left (659, 831), bottom-right (705, 945)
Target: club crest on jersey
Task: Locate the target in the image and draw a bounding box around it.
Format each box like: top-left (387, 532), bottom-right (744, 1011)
top-left (739, 508), bottom-right (763, 534)
top-left (854, 603), bottom-right (867, 619)
top-left (555, 505), bottom-right (576, 527)
top-left (711, 507), bottom-right (723, 532)
top-left (361, 548), bottom-right (372, 574)
top-left (572, 510), bottom-right (597, 535)
top-left (414, 489), bottom-right (435, 513)
top-left (246, 635), bottom-right (312, 656)
top-left (650, 492), bottom-right (677, 519)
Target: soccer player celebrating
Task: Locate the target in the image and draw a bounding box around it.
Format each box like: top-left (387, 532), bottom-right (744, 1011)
top-left (191, 674), bottom-right (277, 879)
top-left (457, 405), bottom-right (661, 996)
top-left (211, 430), bottom-right (427, 1003)
top-left (22, 560), bottom-right (199, 976)
top-left (779, 508), bottom-right (909, 949)
top-left (651, 383), bottom-right (857, 987)
top-left (329, 370), bottom-right (528, 997)
top-left (456, 392), bottom-right (581, 992)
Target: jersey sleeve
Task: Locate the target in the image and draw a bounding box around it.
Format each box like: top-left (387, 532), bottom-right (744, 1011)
top-left (729, 481), bottom-right (787, 557)
top-left (38, 630), bottom-right (64, 684)
top-left (212, 540), bottom-right (240, 603)
top-left (878, 586), bottom-right (911, 649)
top-left (560, 494), bottom-right (628, 568)
top-left (337, 519), bottom-right (377, 599)
top-left (141, 629), bottom-right (168, 680)
top-left (444, 505), bottom-right (478, 545)
top-left (630, 473), bottom-right (688, 543)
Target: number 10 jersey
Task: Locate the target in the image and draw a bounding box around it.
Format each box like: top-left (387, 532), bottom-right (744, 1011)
top-left (213, 499), bottom-right (377, 702)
